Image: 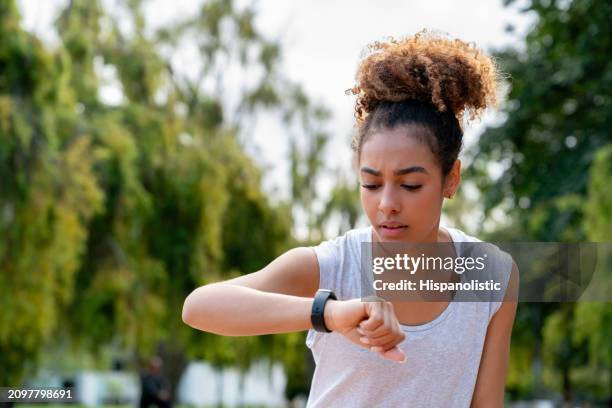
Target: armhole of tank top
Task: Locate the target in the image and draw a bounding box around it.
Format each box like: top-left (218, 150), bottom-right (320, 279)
top-left (488, 249), bottom-right (514, 321)
top-left (447, 227), bottom-right (513, 323)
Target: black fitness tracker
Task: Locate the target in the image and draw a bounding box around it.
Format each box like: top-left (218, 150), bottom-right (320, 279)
top-left (311, 289), bottom-right (337, 333)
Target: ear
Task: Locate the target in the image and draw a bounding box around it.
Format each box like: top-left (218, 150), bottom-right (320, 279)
top-left (444, 159), bottom-right (461, 199)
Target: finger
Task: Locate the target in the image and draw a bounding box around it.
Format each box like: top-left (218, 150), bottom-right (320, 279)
top-left (363, 331), bottom-right (396, 347)
top-left (381, 346), bottom-right (407, 363)
top-left (371, 330), bottom-right (405, 350)
top-left (359, 310), bottom-right (395, 339)
top-left (370, 344), bottom-right (406, 362)
top-left (359, 306), bottom-right (387, 333)
top-left (378, 334), bottom-right (406, 352)
top-left (359, 322), bottom-right (388, 338)
top-left (360, 305), bottom-right (385, 332)
top-left (362, 312), bottom-right (400, 345)
top-left (371, 346), bottom-right (406, 363)
top-left (363, 300), bottom-right (391, 322)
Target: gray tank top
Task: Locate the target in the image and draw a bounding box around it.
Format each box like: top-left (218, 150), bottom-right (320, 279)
top-left (306, 226), bottom-right (512, 408)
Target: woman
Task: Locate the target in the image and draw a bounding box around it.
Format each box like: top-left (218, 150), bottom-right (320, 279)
top-left (182, 30), bottom-right (519, 407)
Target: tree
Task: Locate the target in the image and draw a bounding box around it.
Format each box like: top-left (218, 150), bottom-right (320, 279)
top-left (573, 145), bottom-right (612, 404)
top-left (470, 0), bottom-right (611, 241)
top-left (1, 1), bottom-right (330, 402)
top-left (0, 0), bottom-right (105, 386)
top-left (464, 0), bottom-right (612, 402)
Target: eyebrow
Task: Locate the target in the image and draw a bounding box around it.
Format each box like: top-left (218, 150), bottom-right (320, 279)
top-left (360, 166), bottom-right (429, 176)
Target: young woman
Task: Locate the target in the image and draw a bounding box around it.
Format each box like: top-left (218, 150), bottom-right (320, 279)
top-left (182, 30), bottom-right (519, 407)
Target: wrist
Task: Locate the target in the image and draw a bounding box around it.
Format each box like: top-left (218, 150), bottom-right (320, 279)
top-left (323, 299), bottom-right (338, 332)
top-left (311, 289), bottom-right (337, 332)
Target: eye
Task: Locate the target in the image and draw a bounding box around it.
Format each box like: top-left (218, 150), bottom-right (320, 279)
top-left (361, 184), bottom-right (380, 190)
top-left (401, 184), bottom-right (422, 191)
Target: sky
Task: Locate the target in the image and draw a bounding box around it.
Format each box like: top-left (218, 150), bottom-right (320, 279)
top-left (17, 0), bottom-right (536, 237)
top-left (247, 1), bottom-right (535, 217)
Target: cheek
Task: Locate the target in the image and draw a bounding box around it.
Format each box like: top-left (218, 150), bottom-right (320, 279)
top-left (393, 185), bottom-right (444, 221)
top-left (409, 185), bottom-right (443, 209)
top-left (359, 188), bottom-right (372, 209)
top-left (422, 184), bottom-right (444, 200)
top-left (359, 189), bottom-right (378, 217)
top-left (411, 190), bottom-right (445, 225)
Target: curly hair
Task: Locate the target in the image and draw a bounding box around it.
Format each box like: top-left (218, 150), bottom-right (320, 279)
top-left (347, 29), bottom-right (500, 176)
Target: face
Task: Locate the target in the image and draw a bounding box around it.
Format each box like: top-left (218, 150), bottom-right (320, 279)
top-left (149, 357), bottom-right (162, 372)
top-left (359, 125), bottom-right (460, 243)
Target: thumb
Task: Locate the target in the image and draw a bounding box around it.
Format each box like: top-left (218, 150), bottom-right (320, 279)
top-left (373, 346), bottom-right (406, 363)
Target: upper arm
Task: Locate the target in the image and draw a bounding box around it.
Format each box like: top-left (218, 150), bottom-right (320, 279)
top-left (217, 247), bottom-right (320, 298)
top-left (471, 258), bottom-right (520, 408)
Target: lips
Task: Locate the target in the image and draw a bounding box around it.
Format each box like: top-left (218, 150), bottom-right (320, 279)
top-left (379, 222), bottom-right (407, 228)
top-left (378, 222), bottom-right (408, 239)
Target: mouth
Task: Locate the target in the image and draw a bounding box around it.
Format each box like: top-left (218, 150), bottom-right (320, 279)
top-left (379, 223), bottom-right (408, 234)
top-left (379, 222), bottom-right (408, 229)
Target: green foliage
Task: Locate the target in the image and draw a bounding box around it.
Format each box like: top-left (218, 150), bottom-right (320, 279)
top-left (1, 0), bottom-right (319, 393)
top-left (584, 145), bottom-right (612, 242)
top-left (571, 144), bottom-right (612, 398)
top-left (0, 1), bottom-right (104, 385)
top-left (470, 0), bottom-right (611, 241)
top-left (466, 0), bottom-right (612, 402)
top-left (317, 177), bottom-right (361, 238)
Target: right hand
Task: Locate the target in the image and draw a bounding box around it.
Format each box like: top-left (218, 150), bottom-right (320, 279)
top-left (324, 298), bottom-right (406, 363)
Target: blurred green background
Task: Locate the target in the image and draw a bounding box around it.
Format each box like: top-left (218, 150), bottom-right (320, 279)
top-left (1, 0), bottom-right (611, 406)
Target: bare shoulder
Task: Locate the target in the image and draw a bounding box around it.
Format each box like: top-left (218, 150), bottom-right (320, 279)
top-left (220, 247), bottom-right (320, 298)
top-left (489, 257), bottom-right (519, 332)
top-left (471, 258), bottom-right (519, 407)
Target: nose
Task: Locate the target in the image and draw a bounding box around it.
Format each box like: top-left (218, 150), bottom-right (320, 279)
top-left (378, 185), bottom-right (401, 215)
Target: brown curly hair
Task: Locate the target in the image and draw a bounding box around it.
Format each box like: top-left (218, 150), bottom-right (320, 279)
top-left (347, 30), bottom-right (500, 176)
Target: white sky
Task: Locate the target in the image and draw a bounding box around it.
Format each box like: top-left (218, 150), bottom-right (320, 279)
top-left (248, 1), bottom-right (535, 216)
top-left (18, 0), bottom-right (536, 237)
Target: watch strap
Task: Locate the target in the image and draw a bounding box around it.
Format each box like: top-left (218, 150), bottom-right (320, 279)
top-left (311, 289), bottom-right (337, 333)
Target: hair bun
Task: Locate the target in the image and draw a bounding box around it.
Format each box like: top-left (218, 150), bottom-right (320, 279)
top-left (347, 29), bottom-right (500, 124)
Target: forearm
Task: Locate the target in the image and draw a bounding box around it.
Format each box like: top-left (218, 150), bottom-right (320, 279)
top-left (182, 283), bottom-right (314, 336)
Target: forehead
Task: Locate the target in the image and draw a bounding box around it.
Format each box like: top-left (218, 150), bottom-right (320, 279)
top-left (360, 126), bottom-right (437, 172)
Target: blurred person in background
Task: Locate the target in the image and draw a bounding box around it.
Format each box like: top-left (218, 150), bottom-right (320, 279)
top-left (139, 356), bottom-right (172, 408)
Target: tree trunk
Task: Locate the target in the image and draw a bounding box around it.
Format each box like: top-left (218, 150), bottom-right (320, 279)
top-left (607, 366), bottom-right (612, 408)
top-left (562, 367), bottom-right (572, 404)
